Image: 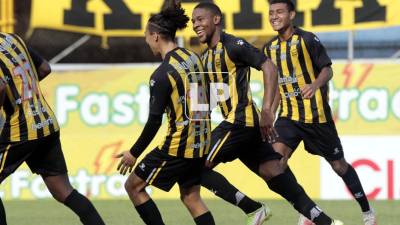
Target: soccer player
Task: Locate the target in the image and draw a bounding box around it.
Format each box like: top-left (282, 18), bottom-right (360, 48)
top-left (192, 3), bottom-right (342, 225)
top-left (116, 1), bottom-right (215, 225)
top-left (263, 1), bottom-right (376, 225)
top-left (0, 34), bottom-right (105, 224)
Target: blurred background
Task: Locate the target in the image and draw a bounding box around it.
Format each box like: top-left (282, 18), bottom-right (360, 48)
top-left (0, 0), bottom-right (399, 214)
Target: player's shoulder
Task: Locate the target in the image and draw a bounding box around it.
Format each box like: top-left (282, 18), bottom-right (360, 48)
top-left (295, 27), bottom-right (321, 44)
top-left (221, 32), bottom-right (248, 49)
top-left (151, 62), bottom-right (170, 80)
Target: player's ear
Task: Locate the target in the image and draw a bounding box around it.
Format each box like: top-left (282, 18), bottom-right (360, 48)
top-left (213, 15), bottom-right (221, 25)
top-left (154, 33), bottom-right (159, 42)
top-left (289, 10), bottom-right (296, 20)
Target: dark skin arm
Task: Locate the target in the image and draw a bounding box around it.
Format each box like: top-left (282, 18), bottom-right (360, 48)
top-left (260, 58), bottom-right (279, 142)
top-left (301, 66), bottom-right (333, 99)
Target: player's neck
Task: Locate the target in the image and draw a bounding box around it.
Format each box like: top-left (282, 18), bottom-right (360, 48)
top-left (160, 42), bottom-right (178, 59)
top-left (207, 28), bottom-right (221, 49)
top-left (278, 25), bottom-right (295, 41)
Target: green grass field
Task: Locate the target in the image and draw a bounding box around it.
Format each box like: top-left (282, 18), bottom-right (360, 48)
top-left (4, 199), bottom-right (398, 225)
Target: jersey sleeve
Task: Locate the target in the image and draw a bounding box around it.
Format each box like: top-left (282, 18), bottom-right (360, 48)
top-left (303, 32), bottom-right (332, 72)
top-left (225, 37), bottom-right (268, 70)
top-left (148, 69), bottom-right (172, 116)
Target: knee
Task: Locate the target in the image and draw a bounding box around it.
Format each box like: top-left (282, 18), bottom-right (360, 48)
top-left (259, 161), bottom-right (284, 181)
top-left (330, 160), bottom-right (349, 176)
top-left (124, 180), bottom-right (141, 198)
top-left (51, 189), bottom-right (72, 203)
top-left (180, 193), bottom-right (201, 208)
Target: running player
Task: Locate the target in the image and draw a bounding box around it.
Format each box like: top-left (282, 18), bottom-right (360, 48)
top-left (192, 2), bottom-right (343, 225)
top-left (263, 1), bottom-right (376, 225)
top-left (116, 1), bottom-right (215, 225)
top-left (0, 33), bottom-right (105, 224)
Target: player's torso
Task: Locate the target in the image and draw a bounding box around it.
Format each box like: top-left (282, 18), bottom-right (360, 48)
top-left (201, 35), bottom-right (259, 127)
top-left (0, 33), bottom-right (59, 142)
top-left (158, 47), bottom-right (211, 158)
top-left (266, 33), bottom-right (331, 123)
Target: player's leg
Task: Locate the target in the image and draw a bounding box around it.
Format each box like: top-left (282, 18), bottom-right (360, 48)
top-left (179, 157), bottom-right (215, 225)
top-left (259, 160), bottom-right (335, 225)
top-left (0, 141), bottom-right (43, 225)
top-left (125, 172), bottom-right (164, 225)
top-left (126, 149), bottom-right (186, 225)
top-left (272, 118), bottom-right (303, 168)
top-left (303, 122), bottom-right (375, 225)
top-left (180, 185), bottom-right (215, 225)
top-left (42, 174), bottom-right (105, 225)
top-left (329, 159), bottom-right (375, 225)
top-left (329, 158), bottom-right (371, 212)
top-left (201, 122), bottom-right (265, 216)
top-left (241, 133), bottom-right (339, 225)
top-left (201, 169), bottom-right (263, 214)
top-left (27, 132), bottom-right (104, 225)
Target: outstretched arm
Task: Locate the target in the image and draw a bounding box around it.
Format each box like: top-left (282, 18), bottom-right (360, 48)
top-left (117, 71), bottom-right (171, 175)
top-left (117, 114), bottom-right (163, 175)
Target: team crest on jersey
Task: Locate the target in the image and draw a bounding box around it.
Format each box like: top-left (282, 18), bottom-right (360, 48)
top-left (150, 79), bottom-right (156, 87)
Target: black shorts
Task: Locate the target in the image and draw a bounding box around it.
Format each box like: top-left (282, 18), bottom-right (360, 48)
top-left (134, 148), bottom-right (204, 192)
top-left (274, 118), bottom-right (344, 161)
top-left (0, 132), bottom-right (68, 183)
top-left (206, 121), bottom-right (282, 173)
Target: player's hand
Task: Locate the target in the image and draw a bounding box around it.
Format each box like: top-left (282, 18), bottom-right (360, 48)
top-left (116, 151), bottom-right (137, 175)
top-left (260, 108), bottom-right (279, 143)
top-left (301, 83), bottom-right (317, 99)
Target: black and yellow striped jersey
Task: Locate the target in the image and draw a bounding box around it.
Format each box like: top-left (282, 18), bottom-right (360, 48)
top-left (263, 27), bottom-right (333, 123)
top-left (150, 47), bottom-right (210, 158)
top-left (202, 32), bottom-right (267, 127)
top-left (0, 33), bottom-right (59, 142)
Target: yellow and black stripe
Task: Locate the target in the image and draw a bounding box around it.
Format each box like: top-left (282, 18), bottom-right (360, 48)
top-left (202, 32), bottom-right (261, 127)
top-left (156, 47), bottom-right (211, 159)
top-left (264, 28), bottom-right (333, 123)
top-left (0, 33), bottom-right (59, 142)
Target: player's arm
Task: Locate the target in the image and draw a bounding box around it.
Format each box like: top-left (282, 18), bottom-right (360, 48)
top-left (301, 33), bottom-right (333, 99)
top-left (117, 72), bottom-right (171, 175)
top-left (28, 47), bottom-right (51, 81)
top-left (271, 87), bottom-right (281, 115)
top-left (227, 38), bottom-right (279, 140)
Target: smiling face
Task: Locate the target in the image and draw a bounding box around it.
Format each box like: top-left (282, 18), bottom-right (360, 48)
top-left (192, 7), bottom-right (219, 44)
top-left (269, 2), bottom-right (295, 32)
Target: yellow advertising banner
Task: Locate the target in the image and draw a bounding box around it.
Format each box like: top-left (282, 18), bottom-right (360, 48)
top-left (0, 61), bottom-right (399, 200)
top-left (30, 0), bottom-right (400, 40)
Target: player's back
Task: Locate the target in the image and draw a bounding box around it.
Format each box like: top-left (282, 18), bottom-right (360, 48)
top-left (0, 33), bottom-right (59, 142)
top-left (155, 47), bottom-right (211, 158)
